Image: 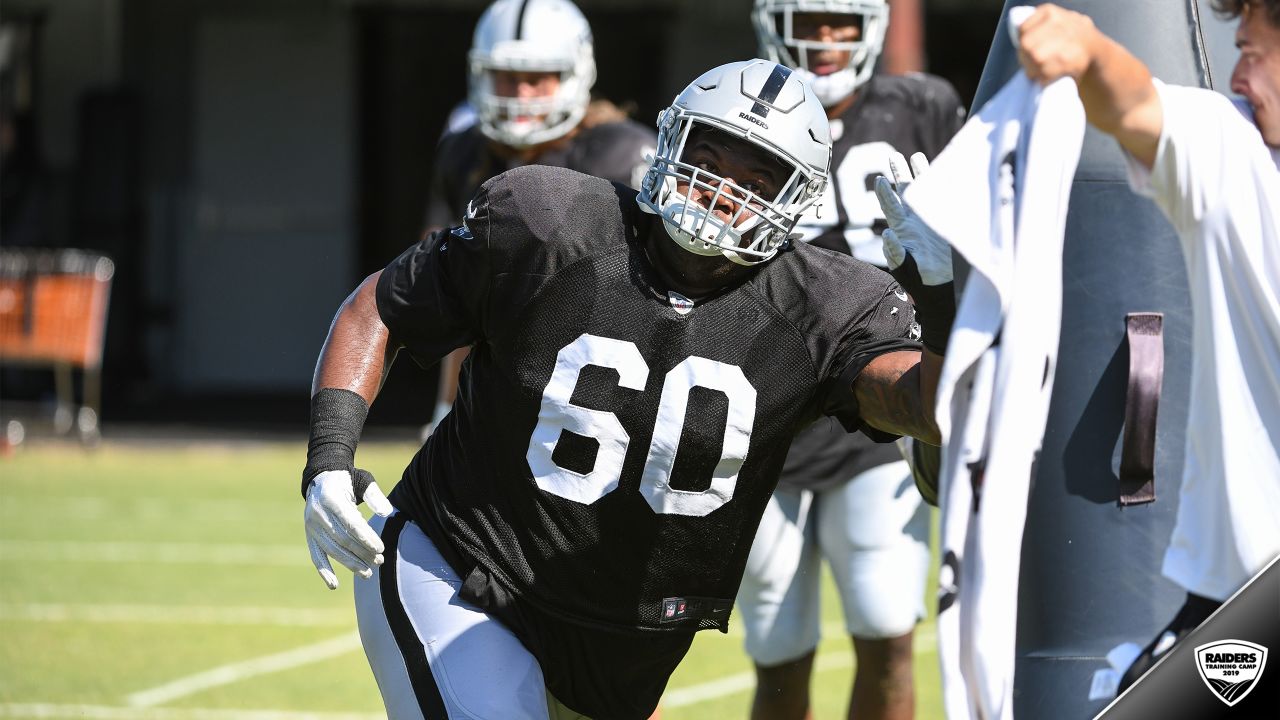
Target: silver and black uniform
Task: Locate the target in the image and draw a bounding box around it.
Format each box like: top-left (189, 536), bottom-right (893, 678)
top-left (377, 165), bottom-right (920, 717)
top-left (783, 72), bottom-right (965, 493)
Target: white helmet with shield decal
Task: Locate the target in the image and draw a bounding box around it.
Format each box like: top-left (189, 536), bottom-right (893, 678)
top-left (751, 0), bottom-right (890, 107)
top-left (638, 59), bottom-right (831, 265)
top-left (468, 0), bottom-right (597, 148)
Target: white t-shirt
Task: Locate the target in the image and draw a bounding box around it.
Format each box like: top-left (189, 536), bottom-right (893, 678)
top-left (1124, 80), bottom-right (1280, 601)
top-left (906, 72), bottom-right (1086, 720)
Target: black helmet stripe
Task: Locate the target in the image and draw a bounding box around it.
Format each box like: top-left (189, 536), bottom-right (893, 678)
top-left (750, 63), bottom-right (793, 118)
top-left (515, 0), bottom-right (532, 39)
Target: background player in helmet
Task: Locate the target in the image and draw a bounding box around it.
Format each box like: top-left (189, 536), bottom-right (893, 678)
top-left (301, 59), bottom-right (947, 719)
top-left (739, 3), bottom-right (964, 719)
top-left (424, 0), bottom-right (658, 436)
top-left (426, 0), bottom-right (655, 229)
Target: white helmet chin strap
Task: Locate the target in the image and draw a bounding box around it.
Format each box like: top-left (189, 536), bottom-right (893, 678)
top-left (797, 67), bottom-right (860, 108)
top-left (643, 188), bottom-right (769, 267)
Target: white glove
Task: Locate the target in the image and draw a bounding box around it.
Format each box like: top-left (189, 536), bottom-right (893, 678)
top-left (304, 470), bottom-right (393, 590)
top-left (874, 151), bottom-right (954, 286)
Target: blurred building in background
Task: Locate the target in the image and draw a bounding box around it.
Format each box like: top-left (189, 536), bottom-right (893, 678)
top-left (0, 0), bottom-right (1002, 429)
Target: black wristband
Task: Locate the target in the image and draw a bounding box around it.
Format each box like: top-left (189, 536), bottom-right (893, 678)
top-left (888, 254), bottom-right (955, 355)
top-left (302, 388), bottom-right (370, 500)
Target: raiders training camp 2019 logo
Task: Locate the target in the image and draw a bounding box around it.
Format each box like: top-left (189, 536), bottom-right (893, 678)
top-left (1194, 639), bottom-right (1268, 706)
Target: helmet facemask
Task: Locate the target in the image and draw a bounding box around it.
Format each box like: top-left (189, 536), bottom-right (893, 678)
top-left (752, 0), bottom-right (890, 107)
top-left (640, 114), bottom-right (825, 266)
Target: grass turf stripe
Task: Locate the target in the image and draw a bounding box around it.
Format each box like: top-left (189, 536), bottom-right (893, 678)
top-left (124, 633), bottom-right (362, 708)
top-left (0, 603), bottom-right (350, 626)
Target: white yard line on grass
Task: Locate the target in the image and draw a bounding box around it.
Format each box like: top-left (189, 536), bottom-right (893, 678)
top-left (662, 672), bottom-right (757, 708)
top-left (0, 603), bottom-right (350, 626)
top-left (0, 540), bottom-right (300, 566)
top-left (663, 625), bottom-right (937, 708)
top-left (0, 704), bottom-right (382, 720)
top-left (125, 632), bottom-right (362, 708)
top-left (2, 626), bottom-right (938, 714)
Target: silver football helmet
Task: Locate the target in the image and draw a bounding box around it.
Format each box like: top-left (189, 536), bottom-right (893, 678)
top-left (468, 0), bottom-right (596, 148)
top-left (751, 0), bottom-right (890, 107)
top-left (637, 59), bottom-right (831, 265)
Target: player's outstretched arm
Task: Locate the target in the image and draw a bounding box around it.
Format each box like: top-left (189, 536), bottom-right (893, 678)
top-left (302, 272), bottom-right (398, 590)
top-left (853, 349), bottom-right (943, 447)
top-left (1017, 3), bottom-right (1162, 167)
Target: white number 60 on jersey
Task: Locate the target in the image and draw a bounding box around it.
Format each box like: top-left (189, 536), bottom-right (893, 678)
top-left (526, 333), bottom-right (757, 517)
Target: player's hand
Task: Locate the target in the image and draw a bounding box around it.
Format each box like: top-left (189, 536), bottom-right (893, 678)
top-left (304, 469), bottom-right (393, 590)
top-left (874, 152), bottom-right (956, 355)
top-left (1015, 4), bottom-right (1100, 86)
top-left (874, 152), bottom-right (952, 286)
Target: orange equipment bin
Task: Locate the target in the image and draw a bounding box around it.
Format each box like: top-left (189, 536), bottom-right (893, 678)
top-left (0, 248), bottom-right (115, 442)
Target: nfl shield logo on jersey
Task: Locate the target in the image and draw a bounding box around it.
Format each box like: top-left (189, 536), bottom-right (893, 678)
top-left (661, 598), bottom-right (690, 622)
top-left (1194, 639), bottom-right (1268, 706)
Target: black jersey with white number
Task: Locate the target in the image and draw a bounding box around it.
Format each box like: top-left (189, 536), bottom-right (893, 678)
top-left (781, 72), bottom-right (965, 492)
top-left (377, 165), bottom-right (918, 716)
top-left (423, 118), bottom-right (657, 230)
top-left (799, 73), bottom-right (965, 258)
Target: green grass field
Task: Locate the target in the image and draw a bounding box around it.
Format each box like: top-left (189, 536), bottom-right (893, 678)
top-left (0, 441), bottom-right (941, 719)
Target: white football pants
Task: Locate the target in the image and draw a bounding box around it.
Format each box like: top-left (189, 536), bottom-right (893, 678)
top-left (736, 460), bottom-right (930, 665)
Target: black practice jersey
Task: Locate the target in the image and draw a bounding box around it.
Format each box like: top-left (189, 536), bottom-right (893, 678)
top-left (781, 72), bottom-right (965, 492)
top-left (798, 73), bottom-right (965, 258)
top-left (377, 166), bottom-right (919, 716)
top-left (424, 118), bottom-right (657, 230)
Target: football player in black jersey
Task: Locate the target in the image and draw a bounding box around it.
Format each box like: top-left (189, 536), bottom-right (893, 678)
top-left (423, 0), bottom-right (659, 436)
top-left (301, 59), bottom-right (947, 720)
top-left (426, 0), bottom-right (656, 228)
top-left (740, 3), bottom-right (965, 719)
